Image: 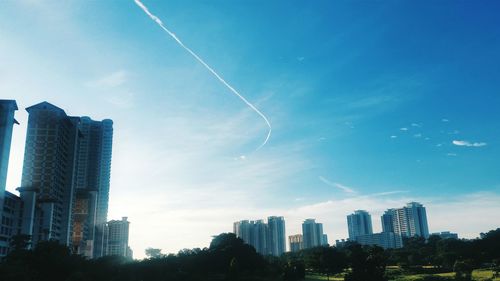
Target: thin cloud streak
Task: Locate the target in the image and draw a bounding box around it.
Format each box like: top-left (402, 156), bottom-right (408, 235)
top-left (86, 70), bottom-right (127, 88)
top-left (133, 0), bottom-right (272, 152)
top-left (319, 176), bottom-right (356, 193)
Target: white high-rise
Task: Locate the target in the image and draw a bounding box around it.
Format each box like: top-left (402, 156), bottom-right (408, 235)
top-left (382, 202), bottom-right (429, 238)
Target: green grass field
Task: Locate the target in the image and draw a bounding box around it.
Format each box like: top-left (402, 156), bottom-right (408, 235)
top-left (305, 269), bottom-right (499, 281)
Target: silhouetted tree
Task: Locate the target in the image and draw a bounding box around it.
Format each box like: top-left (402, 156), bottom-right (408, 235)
top-left (9, 234), bottom-right (32, 251)
top-left (144, 247), bottom-right (162, 259)
top-left (345, 244), bottom-right (387, 281)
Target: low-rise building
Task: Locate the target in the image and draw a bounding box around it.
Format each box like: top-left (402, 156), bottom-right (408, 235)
top-left (355, 232), bottom-right (403, 249)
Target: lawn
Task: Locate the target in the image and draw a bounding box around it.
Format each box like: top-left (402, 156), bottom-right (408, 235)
top-left (305, 269), bottom-right (499, 281)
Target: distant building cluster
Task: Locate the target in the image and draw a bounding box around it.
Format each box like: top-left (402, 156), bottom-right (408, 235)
top-left (235, 202), bottom-right (458, 255)
top-left (340, 202), bottom-right (430, 249)
top-left (233, 216), bottom-right (286, 256)
top-left (0, 100), bottom-right (130, 259)
top-left (233, 217), bottom-right (329, 255)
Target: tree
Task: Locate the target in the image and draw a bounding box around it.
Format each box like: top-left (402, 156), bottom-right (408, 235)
top-left (9, 234), bottom-right (32, 251)
top-left (345, 244), bottom-right (388, 281)
top-left (145, 247), bottom-right (162, 259)
top-left (454, 259), bottom-right (473, 281)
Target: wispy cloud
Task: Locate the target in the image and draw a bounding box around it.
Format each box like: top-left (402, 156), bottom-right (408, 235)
top-left (86, 70), bottom-right (127, 88)
top-left (400, 127), bottom-right (408, 131)
top-left (319, 176), bottom-right (356, 193)
top-left (442, 118), bottom-right (449, 122)
top-left (411, 123), bottom-right (421, 127)
top-left (390, 135), bottom-right (397, 139)
top-left (452, 140), bottom-right (487, 147)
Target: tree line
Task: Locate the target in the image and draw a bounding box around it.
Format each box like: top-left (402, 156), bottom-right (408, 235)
top-left (0, 229), bottom-right (498, 281)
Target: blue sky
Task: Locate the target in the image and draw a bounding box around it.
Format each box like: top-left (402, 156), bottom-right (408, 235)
top-left (1, 1), bottom-right (499, 258)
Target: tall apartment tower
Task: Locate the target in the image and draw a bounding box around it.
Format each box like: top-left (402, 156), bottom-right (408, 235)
top-left (233, 216), bottom-right (286, 256)
top-left (0, 100), bottom-right (18, 206)
top-left (405, 202), bottom-right (429, 238)
top-left (233, 220), bottom-right (268, 255)
top-left (302, 219), bottom-right (326, 249)
top-left (382, 202), bottom-right (429, 238)
top-left (18, 102), bottom-right (113, 253)
top-left (72, 117), bottom-right (113, 258)
top-left (347, 210), bottom-right (373, 240)
top-left (289, 234), bottom-right (303, 252)
top-left (106, 217), bottom-right (132, 258)
top-left (267, 216), bottom-right (286, 256)
top-left (381, 210), bottom-right (394, 233)
top-left (19, 102), bottom-right (80, 246)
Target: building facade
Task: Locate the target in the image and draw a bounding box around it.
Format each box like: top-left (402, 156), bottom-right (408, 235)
top-left (233, 216), bottom-right (286, 256)
top-left (71, 117), bottom-right (113, 258)
top-left (19, 102), bottom-right (80, 246)
top-left (432, 231), bottom-right (458, 240)
top-left (0, 100), bottom-right (19, 257)
top-left (382, 202), bottom-right (429, 238)
top-left (347, 210), bottom-right (373, 240)
top-left (0, 100), bottom-right (18, 204)
top-left (106, 217), bottom-right (132, 258)
top-left (233, 220), bottom-right (268, 255)
top-left (267, 216), bottom-right (286, 256)
top-left (0, 191), bottom-right (22, 257)
top-left (289, 234), bottom-right (303, 252)
top-left (354, 232), bottom-right (403, 249)
top-left (18, 102), bottom-right (113, 255)
top-left (302, 219), bottom-right (327, 249)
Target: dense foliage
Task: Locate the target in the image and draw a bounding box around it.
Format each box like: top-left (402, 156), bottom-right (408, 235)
top-left (0, 228), bottom-right (498, 281)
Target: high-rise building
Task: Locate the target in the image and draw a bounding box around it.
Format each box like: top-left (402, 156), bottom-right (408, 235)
top-left (233, 216), bottom-right (286, 256)
top-left (302, 219), bottom-right (326, 249)
top-left (0, 100), bottom-right (19, 256)
top-left (233, 219), bottom-right (268, 255)
top-left (347, 210), bottom-right (373, 240)
top-left (381, 210), bottom-right (394, 233)
top-left (0, 100), bottom-right (18, 197)
top-left (106, 217), bottom-right (132, 259)
top-left (267, 216), bottom-right (286, 256)
top-left (71, 117), bottom-right (113, 258)
top-left (381, 202), bottom-right (429, 238)
top-left (18, 102), bottom-right (80, 246)
top-left (322, 234), bottom-right (329, 246)
top-left (18, 102), bottom-right (113, 253)
top-left (289, 234), bottom-right (303, 252)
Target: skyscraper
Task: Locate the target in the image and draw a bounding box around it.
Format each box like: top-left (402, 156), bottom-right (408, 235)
top-left (19, 102), bottom-right (80, 246)
top-left (18, 102), bottom-right (113, 253)
top-left (0, 100), bottom-right (18, 209)
top-left (302, 219), bottom-right (326, 249)
top-left (382, 202), bottom-right (429, 238)
top-left (347, 210), bottom-right (373, 240)
top-left (267, 216), bottom-right (286, 256)
top-left (233, 219), bottom-right (268, 255)
top-left (233, 216), bottom-right (286, 256)
top-left (71, 117), bottom-right (113, 258)
top-left (106, 217), bottom-right (132, 258)
top-left (381, 210), bottom-right (394, 233)
top-left (289, 234), bottom-right (303, 252)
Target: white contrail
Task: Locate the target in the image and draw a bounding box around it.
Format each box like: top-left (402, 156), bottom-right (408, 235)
top-left (133, 0), bottom-right (271, 151)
